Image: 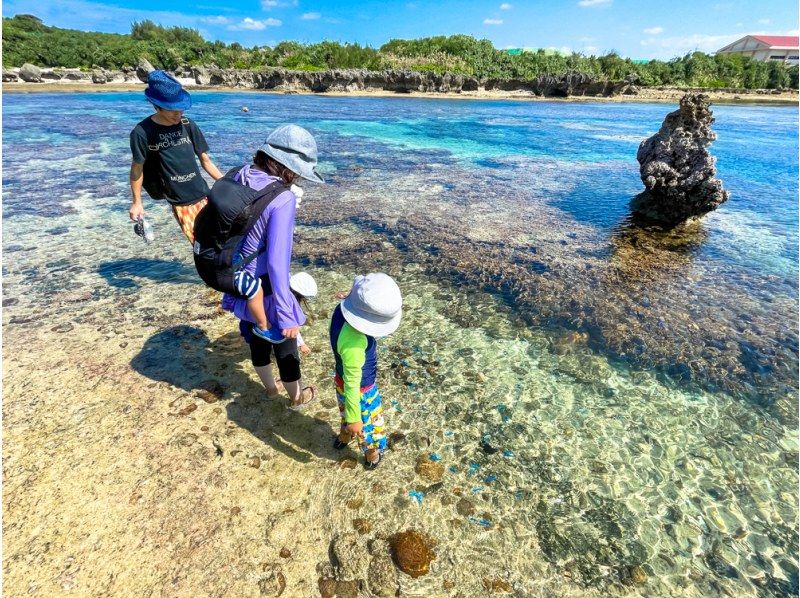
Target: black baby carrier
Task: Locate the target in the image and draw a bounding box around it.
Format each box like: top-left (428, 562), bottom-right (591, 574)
top-left (193, 167), bottom-right (286, 295)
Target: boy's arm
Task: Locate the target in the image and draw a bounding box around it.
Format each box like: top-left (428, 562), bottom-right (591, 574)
top-left (189, 121), bottom-right (222, 181)
top-left (199, 152), bottom-right (223, 181)
top-left (338, 325), bottom-right (367, 424)
top-left (129, 162), bottom-right (145, 221)
top-left (129, 127), bottom-right (148, 221)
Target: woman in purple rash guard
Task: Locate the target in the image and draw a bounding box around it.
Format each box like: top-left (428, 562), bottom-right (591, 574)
top-left (220, 124), bottom-right (325, 410)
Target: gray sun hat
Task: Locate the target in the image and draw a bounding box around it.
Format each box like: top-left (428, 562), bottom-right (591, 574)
top-left (340, 273), bottom-right (403, 338)
top-left (258, 124), bottom-right (324, 184)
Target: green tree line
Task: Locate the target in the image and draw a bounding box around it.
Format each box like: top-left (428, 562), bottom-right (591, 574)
top-left (3, 14), bottom-right (797, 89)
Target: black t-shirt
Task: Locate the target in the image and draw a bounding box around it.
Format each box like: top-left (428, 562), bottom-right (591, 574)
top-left (130, 116), bottom-right (211, 205)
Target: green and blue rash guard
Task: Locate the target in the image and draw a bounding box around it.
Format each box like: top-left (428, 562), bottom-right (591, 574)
top-left (330, 304), bottom-right (378, 423)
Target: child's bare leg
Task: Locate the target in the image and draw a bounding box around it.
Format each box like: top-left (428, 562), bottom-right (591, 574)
top-left (246, 287), bottom-right (269, 331)
top-left (254, 365), bottom-right (282, 397)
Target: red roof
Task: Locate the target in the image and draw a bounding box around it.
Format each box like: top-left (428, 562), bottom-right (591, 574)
top-left (751, 35), bottom-right (799, 47)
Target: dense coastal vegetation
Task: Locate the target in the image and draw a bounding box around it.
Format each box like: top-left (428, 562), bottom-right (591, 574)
top-left (4, 14), bottom-right (798, 89)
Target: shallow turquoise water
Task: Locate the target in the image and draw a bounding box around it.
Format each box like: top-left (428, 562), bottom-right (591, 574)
top-left (2, 92), bottom-right (798, 595)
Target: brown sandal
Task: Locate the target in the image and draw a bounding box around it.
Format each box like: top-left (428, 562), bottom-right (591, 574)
top-left (289, 385), bottom-right (317, 411)
top-left (265, 379), bottom-right (285, 399)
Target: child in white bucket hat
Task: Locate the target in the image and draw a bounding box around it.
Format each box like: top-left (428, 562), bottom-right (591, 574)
top-left (289, 272), bottom-right (317, 355)
top-left (329, 273), bottom-right (402, 469)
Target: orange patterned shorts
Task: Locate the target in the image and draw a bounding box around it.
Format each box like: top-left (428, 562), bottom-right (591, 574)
top-left (171, 197), bottom-right (208, 245)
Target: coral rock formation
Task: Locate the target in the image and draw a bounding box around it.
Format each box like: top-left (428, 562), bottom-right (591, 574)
top-left (634, 93), bottom-right (729, 225)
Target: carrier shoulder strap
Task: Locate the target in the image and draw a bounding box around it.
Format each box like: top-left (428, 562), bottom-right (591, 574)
top-left (234, 180), bottom-right (289, 270)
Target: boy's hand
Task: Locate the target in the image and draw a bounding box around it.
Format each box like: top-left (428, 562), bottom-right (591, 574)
top-left (299, 344), bottom-right (311, 355)
top-left (345, 421), bottom-right (364, 437)
top-left (282, 326), bottom-right (300, 339)
top-left (335, 291), bottom-right (349, 300)
top-left (129, 201), bottom-right (144, 222)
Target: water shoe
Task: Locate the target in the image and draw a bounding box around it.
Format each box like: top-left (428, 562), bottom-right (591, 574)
top-left (252, 325), bottom-right (286, 344)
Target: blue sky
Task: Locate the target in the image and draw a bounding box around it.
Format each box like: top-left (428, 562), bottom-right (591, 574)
top-left (3, 0), bottom-right (798, 60)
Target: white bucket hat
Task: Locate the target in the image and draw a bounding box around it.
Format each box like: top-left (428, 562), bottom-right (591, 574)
top-left (289, 272), bottom-right (318, 298)
top-left (340, 273), bottom-right (402, 338)
top-left (258, 124), bottom-right (324, 184)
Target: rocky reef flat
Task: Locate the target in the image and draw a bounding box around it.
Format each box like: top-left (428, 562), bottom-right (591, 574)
top-left (3, 63), bottom-right (798, 104)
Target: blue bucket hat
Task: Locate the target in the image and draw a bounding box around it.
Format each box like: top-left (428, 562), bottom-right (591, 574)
top-left (258, 124), bottom-right (324, 184)
top-left (144, 70), bottom-right (191, 111)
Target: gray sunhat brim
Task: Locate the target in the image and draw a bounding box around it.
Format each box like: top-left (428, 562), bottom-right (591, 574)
top-left (261, 144), bottom-right (325, 184)
top-left (340, 300), bottom-right (402, 338)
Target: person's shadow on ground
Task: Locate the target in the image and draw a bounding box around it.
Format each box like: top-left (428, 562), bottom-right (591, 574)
top-left (99, 258), bottom-right (200, 289)
top-left (131, 324), bottom-right (342, 464)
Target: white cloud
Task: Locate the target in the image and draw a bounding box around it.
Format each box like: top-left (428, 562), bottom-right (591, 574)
top-left (639, 32), bottom-right (740, 58)
top-left (582, 45), bottom-right (599, 55)
top-left (500, 3), bottom-right (512, 9)
top-left (228, 17), bottom-right (282, 30)
top-left (301, 12), bottom-right (321, 20)
top-left (578, 0), bottom-right (611, 6)
top-left (260, 0), bottom-right (297, 8)
top-left (758, 18), bottom-right (771, 25)
top-left (639, 27), bottom-right (800, 59)
top-left (484, 18), bottom-right (503, 25)
top-left (643, 26), bottom-right (663, 35)
top-left (201, 16), bottom-right (230, 25)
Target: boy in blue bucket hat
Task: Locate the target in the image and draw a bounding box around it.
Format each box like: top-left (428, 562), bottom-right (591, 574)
top-left (129, 70), bottom-right (223, 244)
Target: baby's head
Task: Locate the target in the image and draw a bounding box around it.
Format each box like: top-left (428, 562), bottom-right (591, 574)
top-left (340, 273), bottom-right (402, 338)
top-left (289, 272), bottom-right (317, 307)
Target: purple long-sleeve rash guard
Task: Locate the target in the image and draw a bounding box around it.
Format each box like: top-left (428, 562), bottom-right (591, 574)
top-left (220, 164), bottom-right (306, 330)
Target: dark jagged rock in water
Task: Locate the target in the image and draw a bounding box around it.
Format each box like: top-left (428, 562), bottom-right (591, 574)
top-left (634, 94), bottom-right (729, 225)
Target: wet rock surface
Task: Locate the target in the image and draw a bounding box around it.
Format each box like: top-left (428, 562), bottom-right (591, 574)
top-left (367, 540), bottom-right (399, 597)
top-left (331, 534), bottom-right (370, 581)
top-left (296, 166), bottom-right (796, 413)
top-left (415, 453), bottom-right (445, 482)
top-left (634, 93), bottom-right (729, 225)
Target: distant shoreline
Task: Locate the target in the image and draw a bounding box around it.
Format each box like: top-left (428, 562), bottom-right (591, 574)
top-left (3, 81), bottom-right (798, 105)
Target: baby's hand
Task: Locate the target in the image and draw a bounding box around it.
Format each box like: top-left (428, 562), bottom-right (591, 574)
top-left (299, 344), bottom-right (311, 355)
top-left (334, 291), bottom-right (349, 300)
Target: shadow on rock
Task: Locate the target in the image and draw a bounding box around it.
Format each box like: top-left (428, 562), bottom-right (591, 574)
top-left (99, 258), bottom-right (200, 289)
top-left (130, 326), bottom-right (339, 464)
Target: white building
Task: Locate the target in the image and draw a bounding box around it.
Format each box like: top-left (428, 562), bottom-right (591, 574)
top-left (716, 35), bottom-right (799, 65)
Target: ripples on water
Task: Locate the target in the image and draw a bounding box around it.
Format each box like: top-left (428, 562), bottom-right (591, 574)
top-left (3, 92), bottom-right (798, 595)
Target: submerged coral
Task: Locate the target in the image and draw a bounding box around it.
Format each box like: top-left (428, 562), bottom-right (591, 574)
top-left (389, 530), bottom-right (436, 578)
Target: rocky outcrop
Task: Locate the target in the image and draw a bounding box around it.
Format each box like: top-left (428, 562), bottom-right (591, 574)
top-left (3, 69), bottom-right (19, 82)
top-left (19, 63), bottom-right (43, 82)
top-left (633, 93), bottom-right (729, 225)
top-left (176, 66), bottom-right (618, 96)
top-left (4, 62), bottom-right (640, 97)
top-left (136, 58), bottom-right (155, 82)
